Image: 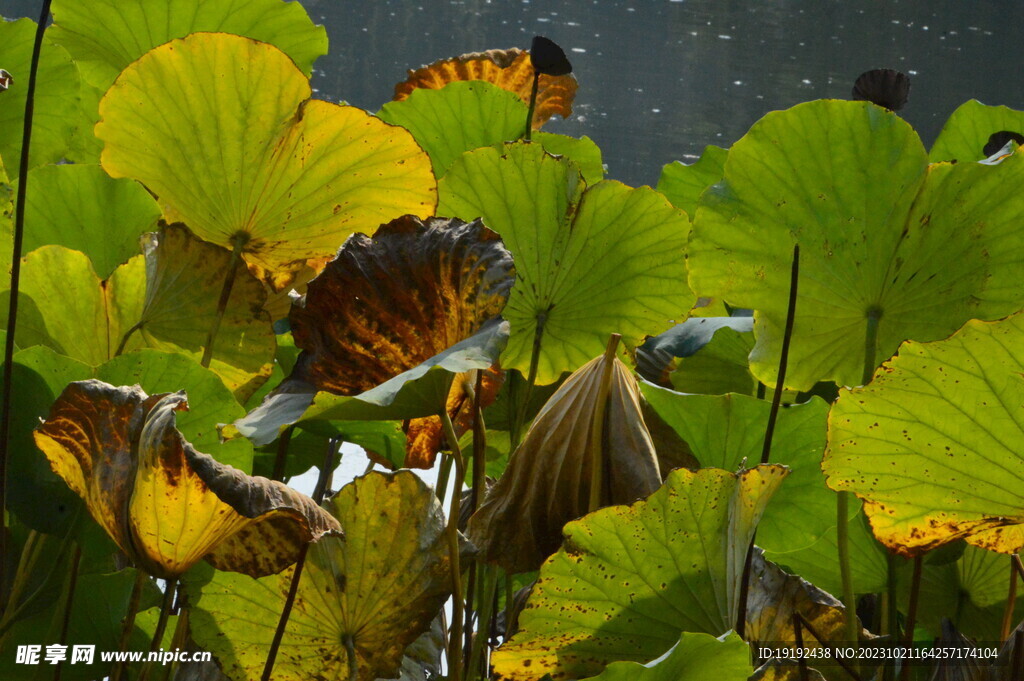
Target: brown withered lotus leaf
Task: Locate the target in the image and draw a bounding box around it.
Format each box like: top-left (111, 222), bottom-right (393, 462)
top-left (393, 48), bottom-right (577, 129)
top-left (468, 353), bottom-right (661, 573)
top-left (289, 215), bottom-right (514, 467)
top-left (34, 380), bottom-right (340, 579)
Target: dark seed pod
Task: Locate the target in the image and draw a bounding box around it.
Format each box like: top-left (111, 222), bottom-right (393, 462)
top-left (851, 68), bottom-right (910, 111)
top-left (0, 69), bottom-right (12, 93)
top-left (983, 130), bottom-right (1024, 157)
top-left (530, 36), bottom-right (572, 76)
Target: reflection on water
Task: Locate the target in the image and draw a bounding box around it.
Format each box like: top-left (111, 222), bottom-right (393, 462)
top-left (5, 0), bottom-right (1024, 186)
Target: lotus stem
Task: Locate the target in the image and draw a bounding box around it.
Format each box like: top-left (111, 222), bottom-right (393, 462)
top-left (468, 564), bottom-right (498, 678)
top-left (1003, 556), bottom-right (1020, 641)
top-left (200, 234), bottom-right (247, 368)
top-left (439, 409), bottom-right (466, 681)
top-left (794, 612), bottom-right (861, 681)
top-left (898, 556), bottom-right (923, 681)
top-left (110, 570), bottom-right (148, 681)
top-left (344, 634), bottom-right (358, 681)
top-left (470, 371), bottom-right (486, 514)
top-left (511, 309), bottom-right (550, 450)
top-left (0, 0), bottom-right (53, 615)
top-left (523, 71), bottom-right (540, 141)
top-left (837, 492), bottom-right (858, 654)
top-left (737, 244), bottom-right (799, 638)
top-left (139, 578), bottom-right (177, 681)
top-left (588, 334), bottom-right (621, 514)
top-left (271, 425), bottom-right (294, 481)
top-left (52, 544), bottom-right (81, 681)
top-left (793, 613), bottom-right (809, 681)
top-left (162, 601), bottom-right (189, 681)
top-left (435, 453), bottom-right (453, 506)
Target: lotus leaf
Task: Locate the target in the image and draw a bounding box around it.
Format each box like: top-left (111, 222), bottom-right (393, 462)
top-left (824, 312), bottom-right (1024, 556)
top-left (0, 19), bottom-right (80, 176)
top-left (440, 142), bottom-right (692, 383)
top-left (634, 316), bottom-right (753, 387)
top-left (491, 465), bottom-right (787, 679)
top-left (393, 47), bottom-right (576, 129)
top-left (580, 632), bottom-right (752, 681)
top-left (97, 32), bottom-right (436, 288)
top-left (33, 380), bottom-right (339, 579)
top-left (188, 471), bottom-right (456, 681)
top-left (49, 0), bottom-right (327, 88)
top-left (930, 99), bottom-right (1024, 163)
top-left (657, 144), bottom-right (727, 217)
top-left (690, 99), bottom-right (1024, 390)
top-left (0, 159), bottom-right (11, 267)
top-left (529, 131), bottom-right (605, 184)
top-left (469, 352), bottom-right (662, 573)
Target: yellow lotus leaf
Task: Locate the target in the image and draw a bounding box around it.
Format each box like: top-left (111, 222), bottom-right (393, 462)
top-left (393, 48), bottom-right (576, 129)
top-left (97, 32), bottom-right (436, 290)
top-left (34, 380), bottom-right (340, 579)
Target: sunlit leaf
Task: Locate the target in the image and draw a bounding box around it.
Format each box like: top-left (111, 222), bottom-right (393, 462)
top-left (65, 79), bottom-right (104, 164)
top-left (98, 32), bottom-right (436, 288)
top-left (440, 142), bottom-right (692, 383)
top-left (15, 163), bottom-right (159, 278)
top-left (670, 324), bottom-right (757, 395)
top-left (657, 144), bottom-right (727, 217)
top-left (491, 465), bottom-right (787, 680)
top-left (34, 380), bottom-right (339, 578)
top-left (824, 312), bottom-right (1024, 556)
top-left (50, 0), bottom-right (327, 88)
top-left (579, 632), bottom-right (752, 681)
top-left (393, 47), bottom-right (576, 129)
top-left (634, 315), bottom-right (752, 387)
top-left (0, 159), bottom-right (12, 268)
top-left (930, 99), bottom-right (1024, 163)
top-left (690, 100), bottom-right (1024, 390)
top-left (530, 131), bottom-right (605, 184)
top-left (469, 352), bottom-right (662, 573)
top-left (188, 471), bottom-right (456, 681)
top-left (379, 81), bottom-right (527, 177)
top-left (0, 19), bottom-right (80, 176)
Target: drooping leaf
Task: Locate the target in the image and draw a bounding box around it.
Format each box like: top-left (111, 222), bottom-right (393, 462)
top-left (929, 99), bottom-right (1024, 163)
top-left (15, 163), bottom-right (159, 278)
top-left (188, 471), bottom-right (456, 681)
top-left (131, 225), bottom-right (276, 398)
top-left (689, 99), bottom-right (1024, 390)
top-left (579, 632), bottom-right (752, 681)
top-left (379, 81), bottom-right (528, 177)
top-left (639, 385), bottom-right (833, 553)
top-left (440, 142), bottom-right (692, 383)
top-left (0, 19), bottom-right (80, 176)
top-left (469, 352), bottom-right (662, 574)
top-left (634, 315), bottom-right (753, 387)
top-left (657, 145), bottom-right (727, 217)
top-left (49, 0), bottom-right (327, 88)
top-left (823, 312), bottom-right (1024, 556)
top-left (34, 380), bottom-right (339, 578)
top-left (97, 32), bottom-right (436, 289)
top-left (491, 465), bottom-right (787, 680)
top-left (393, 47), bottom-right (576, 129)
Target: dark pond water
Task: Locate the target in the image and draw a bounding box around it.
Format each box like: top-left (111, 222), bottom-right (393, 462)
top-left (5, 0), bottom-right (1024, 187)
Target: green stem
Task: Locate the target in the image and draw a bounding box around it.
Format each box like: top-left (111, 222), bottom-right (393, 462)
top-left (344, 634), bottom-right (358, 681)
top-left (468, 565), bottom-right (497, 678)
top-left (440, 410), bottom-right (465, 681)
top-left (836, 492), bottom-right (858, 655)
top-left (435, 453), bottom-right (453, 506)
top-left (52, 545), bottom-right (81, 681)
top-left (1004, 555), bottom-right (1021, 641)
top-left (271, 425), bottom-right (294, 482)
top-left (110, 571), bottom-right (148, 681)
top-left (523, 72), bottom-right (540, 141)
top-left (200, 235), bottom-right (247, 368)
top-left (162, 600), bottom-right (189, 681)
top-left (138, 578), bottom-right (177, 681)
top-left (510, 310), bottom-right (549, 451)
top-left (0, 0), bottom-right (54, 617)
top-left (588, 334), bottom-right (621, 513)
top-left (504, 573), bottom-right (514, 641)
top-left (114, 321), bottom-right (144, 358)
top-left (898, 556), bottom-right (922, 681)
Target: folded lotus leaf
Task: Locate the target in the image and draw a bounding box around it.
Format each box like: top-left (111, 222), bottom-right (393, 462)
top-left (393, 47), bottom-right (576, 129)
top-left (188, 471), bottom-right (456, 681)
top-left (33, 380), bottom-right (339, 579)
top-left (288, 214), bottom-right (513, 466)
top-left (98, 32), bottom-right (436, 289)
top-left (468, 351), bottom-right (662, 574)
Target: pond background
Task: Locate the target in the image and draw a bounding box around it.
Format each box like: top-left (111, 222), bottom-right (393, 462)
top-left (5, 0), bottom-right (1024, 187)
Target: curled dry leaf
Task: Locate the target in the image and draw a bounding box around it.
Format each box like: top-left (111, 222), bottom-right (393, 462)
top-left (468, 351), bottom-right (662, 574)
top-left (33, 380), bottom-right (339, 579)
top-left (392, 47), bottom-right (577, 128)
top-left (288, 214), bottom-right (514, 467)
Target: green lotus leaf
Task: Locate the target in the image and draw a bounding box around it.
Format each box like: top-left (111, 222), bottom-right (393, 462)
top-left (97, 349), bottom-right (253, 472)
top-left (639, 384), bottom-right (832, 553)
top-left (2, 246), bottom-right (144, 366)
top-left (689, 99), bottom-right (1024, 390)
top-left (671, 325), bottom-right (757, 395)
top-left (580, 632), bottom-right (752, 681)
top-left (491, 465), bottom-right (787, 680)
top-left (188, 470), bottom-right (456, 681)
top-left (14, 164), bottom-right (159, 278)
top-left (65, 80), bottom-right (105, 164)
top-left (97, 32), bottom-right (436, 288)
top-left (634, 315), bottom-right (753, 387)
top-left (378, 81), bottom-right (528, 177)
top-left (129, 224), bottom-right (276, 399)
top-left (0, 19), bottom-right (80, 176)
top-left (824, 312), bottom-right (1024, 556)
top-left (530, 132), bottom-right (605, 184)
top-left (657, 144), bottom-right (727, 217)
top-left (0, 159), bottom-right (12, 268)
top-left (49, 0), bottom-right (327, 88)
top-left (930, 99), bottom-right (1024, 163)
top-left (440, 142), bottom-right (692, 384)
top-left (252, 421), bottom-right (407, 478)
top-left (35, 380), bottom-right (340, 579)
